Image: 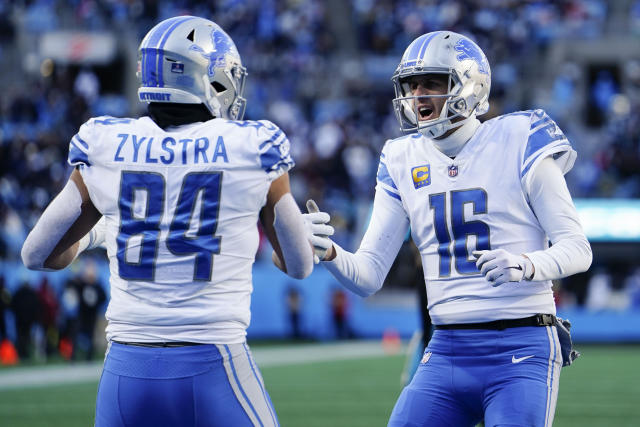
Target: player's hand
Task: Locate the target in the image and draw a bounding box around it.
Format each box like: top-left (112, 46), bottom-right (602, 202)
top-left (303, 199), bottom-right (334, 263)
top-left (473, 249), bottom-right (527, 287)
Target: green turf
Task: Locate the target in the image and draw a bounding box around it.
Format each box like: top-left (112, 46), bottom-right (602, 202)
top-left (0, 344), bottom-right (638, 426)
top-left (0, 382), bottom-right (97, 427)
top-left (554, 345), bottom-right (640, 427)
top-left (262, 355), bottom-right (405, 427)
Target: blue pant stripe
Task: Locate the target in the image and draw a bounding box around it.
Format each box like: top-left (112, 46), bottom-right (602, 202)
top-left (224, 344), bottom-right (263, 427)
top-left (544, 326), bottom-right (558, 427)
top-left (242, 342), bottom-right (278, 427)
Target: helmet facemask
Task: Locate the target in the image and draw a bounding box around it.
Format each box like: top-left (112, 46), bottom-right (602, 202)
top-left (227, 63), bottom-right (247, 119)
top-left (392, 69), bottom-right (479, 138)
top-left (202, 60), bottom-right (247, 120)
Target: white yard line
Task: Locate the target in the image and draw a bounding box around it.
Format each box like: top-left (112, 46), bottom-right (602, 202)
top-left (0, 362), bottom-right (103, 390)
top-left (252, 340), bottom-right (395, 366)
top-left (0, 340), bottom-right (403, 391)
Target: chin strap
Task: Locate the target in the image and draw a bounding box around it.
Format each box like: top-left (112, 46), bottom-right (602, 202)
top-left (430, 116), bottom-right (481, 158)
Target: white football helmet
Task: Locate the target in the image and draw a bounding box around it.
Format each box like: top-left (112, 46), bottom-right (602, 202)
top-left (138, 16), bottom-right (247, 120)
top-left (391, 31), bottom-right (491, 138)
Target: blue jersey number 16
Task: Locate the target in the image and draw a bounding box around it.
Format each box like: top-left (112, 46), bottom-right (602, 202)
top-left (429, 188), bottom-right (491, 277)
top-left (116, 171), bottom-right (222, 282)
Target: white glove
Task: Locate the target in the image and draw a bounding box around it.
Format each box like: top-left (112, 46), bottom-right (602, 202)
top-left (473, 249), bottom-right (532, 287)
top-left (303, 199), bottom-right (334, 264)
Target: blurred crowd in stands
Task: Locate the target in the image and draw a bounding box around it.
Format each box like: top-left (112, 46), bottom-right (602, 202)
top-left (1, 1), bottom-right (640, 361)
top-left (0, 256), bottom-right (106, 363)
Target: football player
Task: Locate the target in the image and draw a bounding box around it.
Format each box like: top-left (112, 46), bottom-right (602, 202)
top-left (22, 16), bottom-right (313, 427)
top-left (304, 31), bottom-right (592, 426)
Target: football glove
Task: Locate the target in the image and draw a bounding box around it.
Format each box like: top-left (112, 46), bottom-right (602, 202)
top-left (303, 199), bottom-right (334, 263)
top-left (556, 316), bottom-right (581, 367)
top-left (473, 249), bottom-right (531, 287)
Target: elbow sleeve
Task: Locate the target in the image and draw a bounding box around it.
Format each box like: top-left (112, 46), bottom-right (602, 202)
top-left (524, 156), bottom-right (593, 281)
top-left (21, 181), bottom-right (83, 270)
top-left (526, 235), bottom-right (592, 281)
top-left (322, 191), bottom-right (410, 297)
top-left (324, 244), bottom-right (385, 297)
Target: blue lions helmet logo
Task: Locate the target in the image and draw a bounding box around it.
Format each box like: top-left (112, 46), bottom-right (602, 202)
top-left (189, 28), bottom-right (236, 77)
top-left (454, 39), bottom-right (489, 75)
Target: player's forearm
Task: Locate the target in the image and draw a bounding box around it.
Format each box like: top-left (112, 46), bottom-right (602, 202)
top-left (44, 242), bottom-right (81, 270)
top-left (271, 193), bottom-right (314, 279)
top-left (525, 236), bottom-right (591, 281)
top-left (22, 173), bottom-right (104, 271)
top-left (324, 244), bottom-right (390, 297)
top-left (524, 156), bottom-right (592, 281)
top-left (44, 217), bottom-right (106, 270)
top-left (323, 190), bottom-right (409, 296)
top-left (22, 180), bottom-right (84, 271)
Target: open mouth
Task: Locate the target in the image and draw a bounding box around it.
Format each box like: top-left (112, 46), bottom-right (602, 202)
top-left (418, 105), bottom-right (435, 121)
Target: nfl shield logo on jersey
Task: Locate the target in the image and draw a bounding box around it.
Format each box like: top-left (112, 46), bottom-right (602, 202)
top-left (448, 165), bottom-right (458, 177)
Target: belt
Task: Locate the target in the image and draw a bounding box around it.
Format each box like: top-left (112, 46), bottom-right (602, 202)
top-left (435, 314), bottom-right (556, 331)
top-left (113, 341), bottom-right (205, 348)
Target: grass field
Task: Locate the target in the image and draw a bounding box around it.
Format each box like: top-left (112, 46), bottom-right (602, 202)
top-left (0, 343), bottom-right (638, 427)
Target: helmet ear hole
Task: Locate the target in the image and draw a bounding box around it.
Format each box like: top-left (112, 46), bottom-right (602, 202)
top-left (187, 29), bottom-right (195, 41)
top-left (211, 81), bottom-right (226, 93)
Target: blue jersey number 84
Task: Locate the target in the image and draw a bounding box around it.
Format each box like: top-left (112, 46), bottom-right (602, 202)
top-left (116, 171), bottom-right (222, 282)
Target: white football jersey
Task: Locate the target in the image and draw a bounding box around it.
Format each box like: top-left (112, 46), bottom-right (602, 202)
top-left (377, 110), bottom-right (576, 324)
top-left (68, 116), bottom-right (293, 343)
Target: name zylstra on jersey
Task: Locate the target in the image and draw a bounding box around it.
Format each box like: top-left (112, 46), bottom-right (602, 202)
top-left (113, 132), bottom-right (230, 165)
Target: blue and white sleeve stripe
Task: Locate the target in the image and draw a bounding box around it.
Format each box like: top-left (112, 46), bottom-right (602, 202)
top-left (521, 110), bottom-right (576, 180)
top-left (68, 133), bottom-right (91, 167)
top-left (376, 157), bottom-right (401, 201)
top-left (259, 124), bottom-right (294, 178)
